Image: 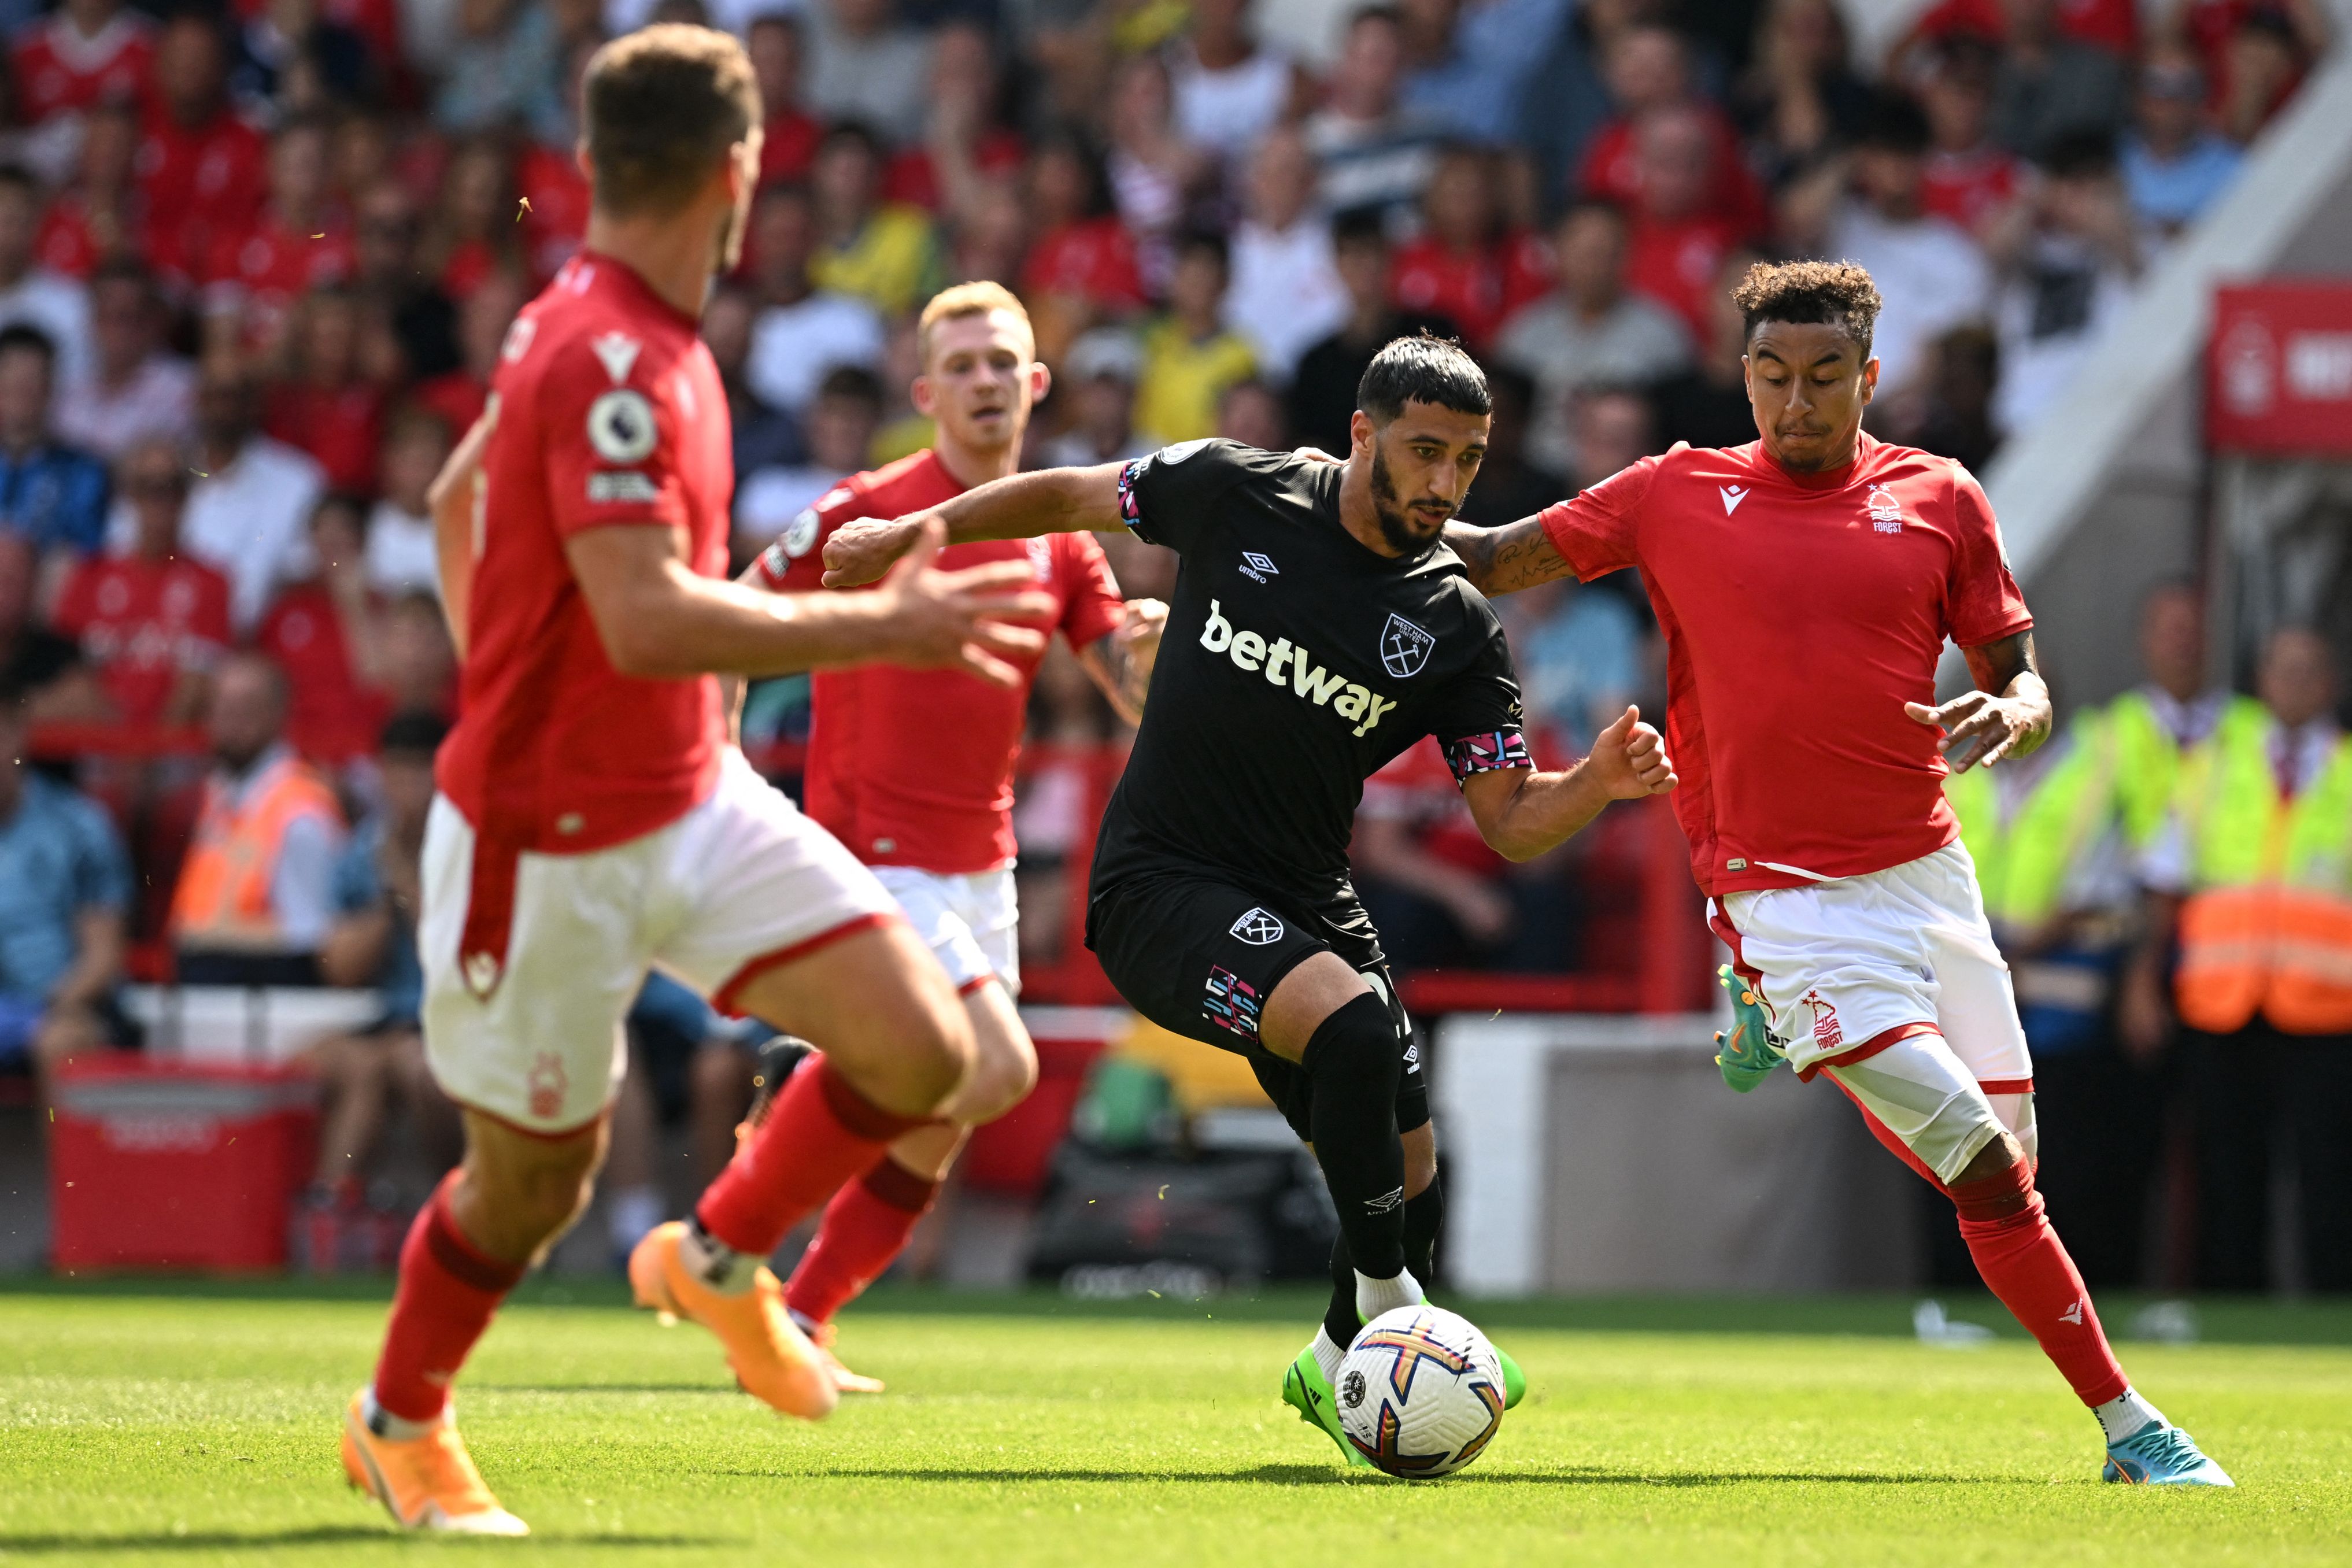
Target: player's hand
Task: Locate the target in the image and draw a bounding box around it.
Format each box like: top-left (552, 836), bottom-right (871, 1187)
top-left (1587, 705), bottom-right (1677, 798)
top-left (869, 519), bottom-right (1055, 686)
top-left (1115, 597), bottom-right (1166, 663)
top-left (1904, 689), bottom-right (2049, 771)
top-left (822, 513), bottom-right (929, 588)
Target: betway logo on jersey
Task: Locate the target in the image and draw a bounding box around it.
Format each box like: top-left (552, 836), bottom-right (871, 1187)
top-left (1199, 600), bottom-right (1397, 738)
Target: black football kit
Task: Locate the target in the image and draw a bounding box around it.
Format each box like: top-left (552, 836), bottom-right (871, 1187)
top-left (1082, 440), bottom-right (1529, 1306)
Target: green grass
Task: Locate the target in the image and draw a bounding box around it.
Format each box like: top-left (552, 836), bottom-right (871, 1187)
top-left (4, 1282), bottom-right (2350, 1566)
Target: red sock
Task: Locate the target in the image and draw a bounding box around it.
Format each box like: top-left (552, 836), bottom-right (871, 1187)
top-left (694, 1056), bottom-right (929, 1257)
top-left (1950, 1161), bottom-right (2129, 1407)
top-left (784, 1156), bottom-right (940, 1326)
top-left (371, 1171), bottom-right (525, 1423)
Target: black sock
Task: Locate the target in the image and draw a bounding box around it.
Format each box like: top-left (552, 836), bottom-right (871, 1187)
top-left (1323, 1231), bottom-right (1359, 1348)
top-left (1303, 992), bottom-right (1407, 1283)
top-left (1403, 1168), bottom-right (1442, 1284)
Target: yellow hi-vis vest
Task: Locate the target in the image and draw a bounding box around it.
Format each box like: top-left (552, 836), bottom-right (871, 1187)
top-left (2106, 690), bottom-right (2267, 849)
top-left (1946, 712), bottom-right (2118, 928)
top-left (2173, 707), bottom-right (2352, 1036)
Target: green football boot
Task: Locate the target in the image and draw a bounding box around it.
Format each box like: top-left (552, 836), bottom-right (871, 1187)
top-left (1282, 1346), bottom-right (1373, 1469)
top-left (1495, 1345), bottom-right (1526, 1410)
top-left (1714, 963), bottom-right (1787, 1093)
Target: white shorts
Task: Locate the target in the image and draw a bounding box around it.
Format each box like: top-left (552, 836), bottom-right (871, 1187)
top-left (1714, 842), bottom-right (2035, 1185)
top-left (419, 749), bottom-right (898, 1133)
top-left (870, 863), bottom-right (1019, 996)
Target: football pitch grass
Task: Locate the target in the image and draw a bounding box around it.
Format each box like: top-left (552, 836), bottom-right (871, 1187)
top-left (5, 1281), bottom-right (2350, 1566)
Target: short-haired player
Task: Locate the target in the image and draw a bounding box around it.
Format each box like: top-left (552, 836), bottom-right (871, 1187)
top-left (1440, 260), bottom-right (2231, 1486)
top-left (820, 334), bottom-right (1677, 1468)
top-left (338, 27), bottom-right (1057, 1535)
top-left (713, 281), bottom-right (1166, 1391)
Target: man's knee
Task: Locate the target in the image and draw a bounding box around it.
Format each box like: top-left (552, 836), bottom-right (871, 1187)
top-left (1956, 1127), bottom-right (2028, 1188)
top-left (454, 1119), bottom-right (608, 1262)
top-left (940, 987), bottom-right (1036, 1126)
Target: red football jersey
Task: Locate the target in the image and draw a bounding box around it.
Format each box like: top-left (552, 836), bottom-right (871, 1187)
top-left (13, 15), bottom-right (152, 124)
top-left (1921, 146), bottom-right (2025, 234)
top-left (136, 110), bottom-right (267, 283)
top-left (1389, 237), bottom-right (1507, 351)
top-left (437, 253), bottom-right (733, 853)
top-left (1538, 434), bottom-right (2032, 897)
top-left (1020, 219), bottom-right (1148, 312)
top-left (53, 554), bottom-right (231, 726)
top-left (254, 580), bottom-right (390, 764)
top-left (753, 448), bottom-right (1126, 874)
top-left (264, 379), bottom-right (383, 494)
top-left (202, 217), bottom-right (356, 337)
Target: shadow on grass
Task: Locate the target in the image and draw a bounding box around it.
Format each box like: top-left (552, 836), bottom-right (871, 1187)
top-left (471, 1383), bottom-right (735, 1396)
top-left (701, 1465), bottom-right (2002, 1489)
top-left (0, 1526), bottom-right (736, 1552)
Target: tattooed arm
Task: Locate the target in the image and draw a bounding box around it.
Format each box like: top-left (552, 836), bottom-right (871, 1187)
top-left (1074, 598), bottom-right (1166, 724)
top-left (1443, 517), bottom-right (1578, 597)
top-left (1905, 630), bottom-right (2053, 771)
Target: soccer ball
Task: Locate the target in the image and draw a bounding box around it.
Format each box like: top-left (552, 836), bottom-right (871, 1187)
top-left (1335, 1305), bottom-right (1507, 1478)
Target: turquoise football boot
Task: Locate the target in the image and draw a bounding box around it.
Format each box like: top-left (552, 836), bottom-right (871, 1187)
top-left (1282, 1346), bottom-right (1373, 1469)
top-left (1714, 963), bottom-right (1787, 1093)
top-left (2102, 1423), bottom-right (2234, 1486)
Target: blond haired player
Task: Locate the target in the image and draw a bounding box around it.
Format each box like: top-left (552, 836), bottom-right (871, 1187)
top-left (700, 282), bottom-right (1164, 1391)
top-left (338, 28), bottom-right (1057, 1535)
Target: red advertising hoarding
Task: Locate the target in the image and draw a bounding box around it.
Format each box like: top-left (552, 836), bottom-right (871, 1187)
top-left (2209, 282), bottom-right (2352, 455)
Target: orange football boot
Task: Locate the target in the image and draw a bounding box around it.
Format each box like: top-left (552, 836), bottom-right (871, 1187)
top-left (339, 1391), bottom-right (528, 1535)
top-left (628, 1220), bottom-right (838, 1421)
top-left (806, 1318), bottom-right (886, 1395)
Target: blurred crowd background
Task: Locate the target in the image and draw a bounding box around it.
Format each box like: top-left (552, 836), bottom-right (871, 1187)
top-left (0, 0), bottom-right (2342, 1293)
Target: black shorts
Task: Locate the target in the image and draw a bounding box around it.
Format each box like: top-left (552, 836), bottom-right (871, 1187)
top-left (1086, 872), bottom-right (1427, 1143)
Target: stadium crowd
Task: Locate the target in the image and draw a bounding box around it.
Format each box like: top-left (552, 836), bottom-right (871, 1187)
top-left (0, 0), bottom-right (2339, 1288)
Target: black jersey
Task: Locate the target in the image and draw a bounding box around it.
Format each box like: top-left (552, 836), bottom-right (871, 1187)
top-left (1088, 439), bottom-right (1529, 948)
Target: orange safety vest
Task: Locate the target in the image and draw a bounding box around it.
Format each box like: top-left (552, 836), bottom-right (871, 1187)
top-left (169, 752), bottom-right (343, 945)
top-left (2172, 709), bottom-right (2352, 1036)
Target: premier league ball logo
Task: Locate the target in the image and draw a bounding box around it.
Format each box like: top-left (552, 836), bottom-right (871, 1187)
top-left (1379, 613), bottom-right (1434, 679)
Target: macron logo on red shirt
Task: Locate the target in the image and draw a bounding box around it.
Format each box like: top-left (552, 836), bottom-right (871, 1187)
top-left (1719, 485), bottom-right (1748, 515)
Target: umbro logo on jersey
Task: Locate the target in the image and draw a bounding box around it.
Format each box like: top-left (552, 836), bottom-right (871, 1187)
top-left (1200, 600), bottom-right (1398, 737)
top-left (1230, 907), bottom-right (1284, 944)
top-left (1719, 485), bottom-right (1748, 515)
top-left (1239, 550), bottom-right (1278, 583)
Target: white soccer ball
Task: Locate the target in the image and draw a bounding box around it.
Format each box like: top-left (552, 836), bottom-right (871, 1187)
top-left (1336, 1305), bottom-right (1507, 1478)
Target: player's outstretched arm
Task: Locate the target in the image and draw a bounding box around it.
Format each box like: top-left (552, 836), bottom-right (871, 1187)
top-left (1459, 706), bottom-right (1678, 862)
top-left (1441, 516), bottom-right (1577, 597)
top-left (1075, 598), bottom-right (1166, 724)
top-left (822, 462), bottom-right (1127, 587)
top-left (1903, 629), bottom-right (2053, 772)
top-left (566, 517), bottom-right (1055, 685)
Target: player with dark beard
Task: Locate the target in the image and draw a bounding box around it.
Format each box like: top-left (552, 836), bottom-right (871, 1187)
top-left (819, 335), bottom-right (1678, 1469)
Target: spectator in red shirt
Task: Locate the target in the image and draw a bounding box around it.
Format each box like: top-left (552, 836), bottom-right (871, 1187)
top-left (1019, 132), bottom-right (1147, 353)
top-left (412, 265), bottom-right (522, 437)
top-left (1389, 143), bottom-right (1510, 352)
top-left (1920, 35), bottom-right (2028, 236)
top-left (512, 36), bottom-right (593, 279)
top-left (264, 285), bottom-right (384, 494)
top-left (136, 15), bottom-right (267, 287)
top-left (1579, 25), bottom-right (1769, 235)
top-left (202, 114), bottom-right (355, 358)
top-left (885, 20), bottom-right (1026, 216)
top-left (34, 96), bottom-right (143, 280)
top-left (51, 438), bottom-right (230, 728)
top-left (253, 493), bottom-right (387, 765)
top-left (12, 0), bottom-right (151, 127)
top-left (416, 137), bottom-right (528, 304)
top-left (748, 13), bottom-right (822, 185)
top-left (1622, 106), bottom-right (1752, 343)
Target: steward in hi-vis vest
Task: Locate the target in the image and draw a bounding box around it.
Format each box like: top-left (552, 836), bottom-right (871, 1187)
top-left (2135, 626), bottom-right (2352, 1294)
top-left (1946, 709), bottom-right (2130, 1055)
